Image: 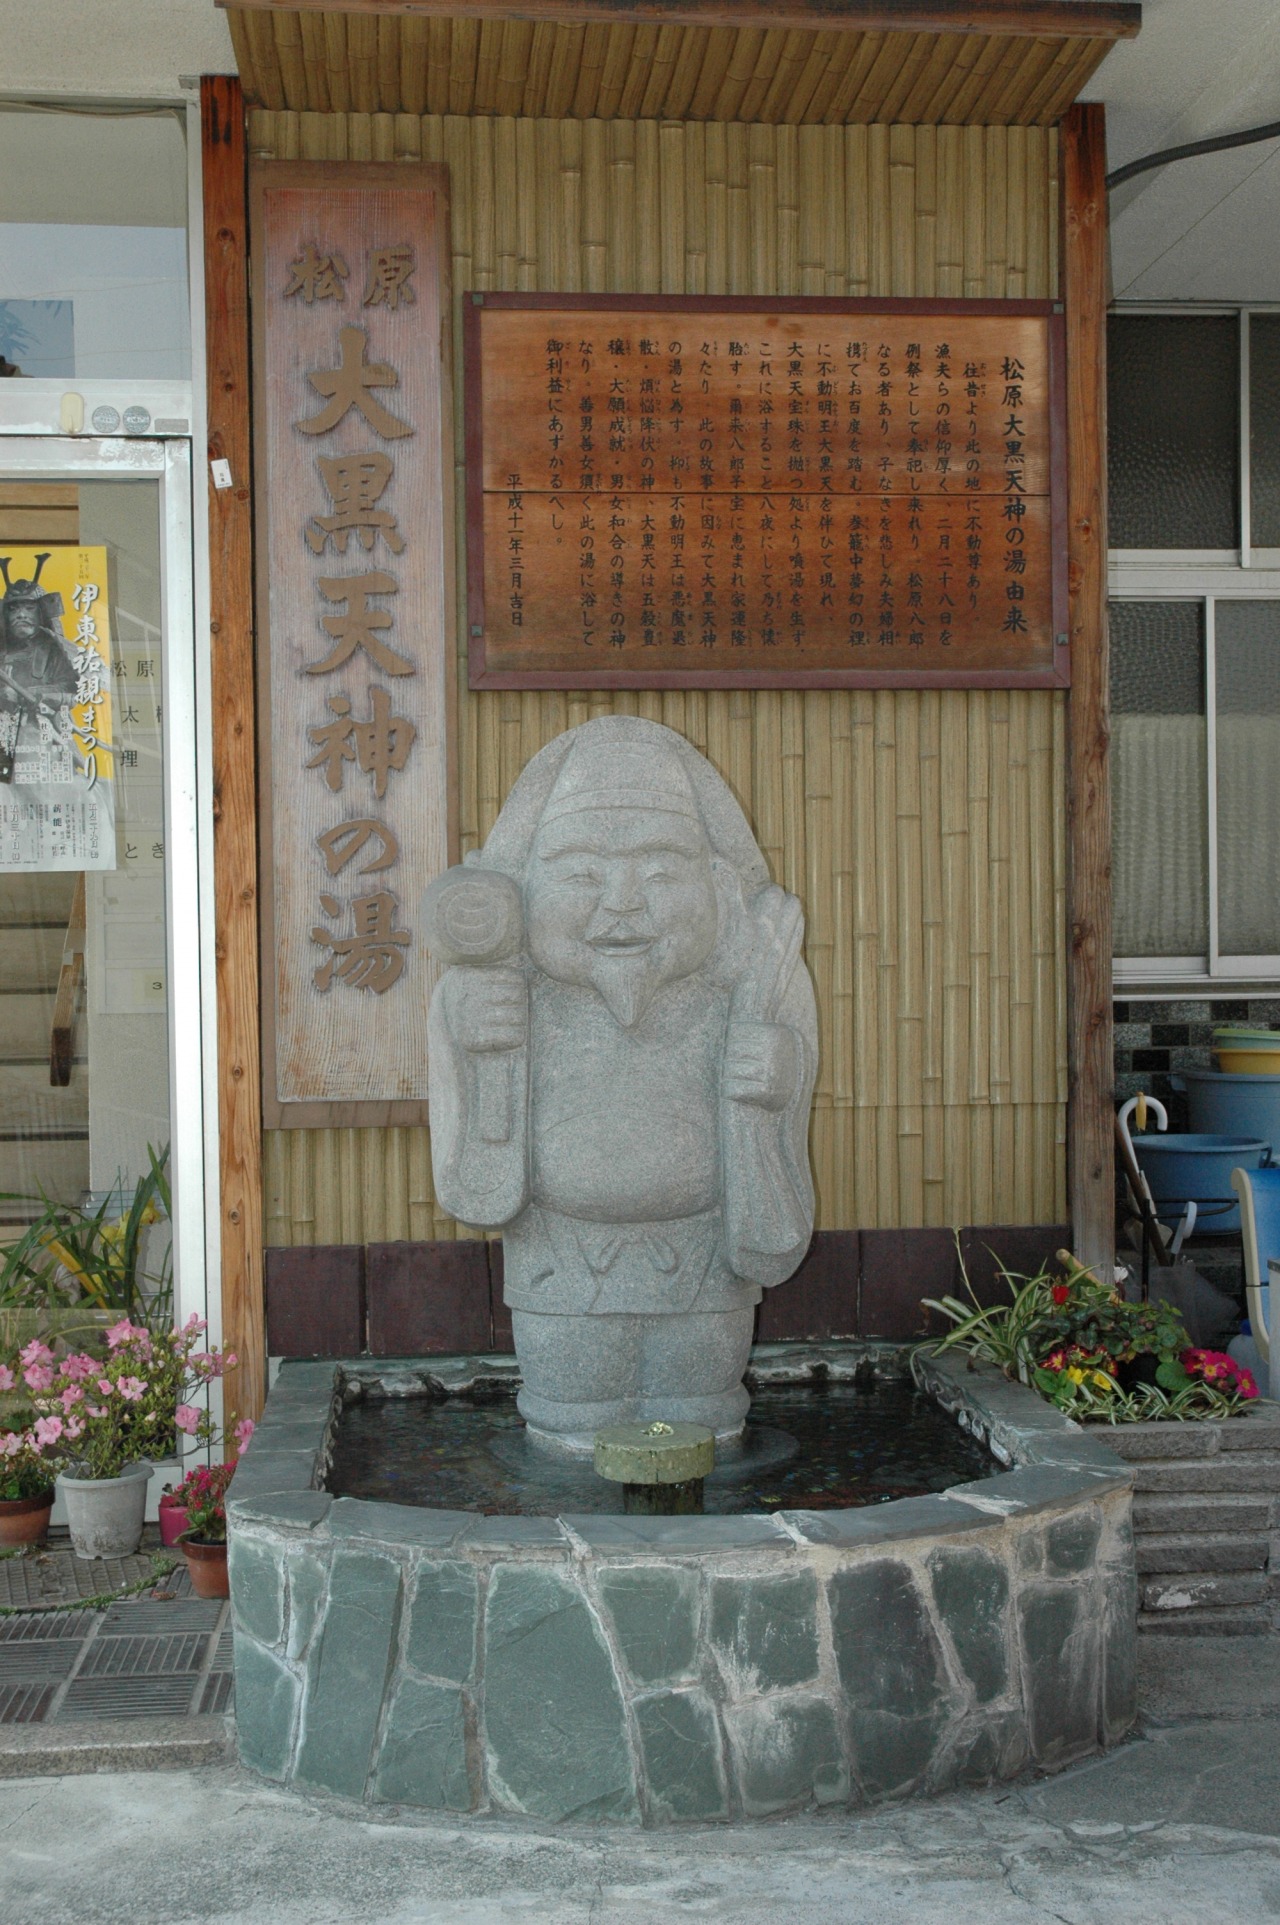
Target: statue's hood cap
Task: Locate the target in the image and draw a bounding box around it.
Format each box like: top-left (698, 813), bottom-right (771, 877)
top-left (540, 735), bottom-right (699, 826)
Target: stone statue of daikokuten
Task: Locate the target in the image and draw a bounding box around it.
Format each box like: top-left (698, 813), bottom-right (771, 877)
top-left (422, 716), bottom-right (818, 1451)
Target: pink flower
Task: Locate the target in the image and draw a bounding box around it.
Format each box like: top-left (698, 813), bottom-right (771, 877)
top-left (183, 1313), bottom-right (208, 1335)
top-left (59, 1386), bottom-right (83, 1412)
top-left (0, 1432), bottom-right (22, 1457)
top-left (117, 1377), bottom-right (147, 1403)
top-left (105, 1320), bottom-right (136, 1350)
top-left (174, 1405), bottom-right (202, 1435)
top-left (63, 1417), bottom-right (84, 1441)
top-left (23, 1364), bottom-right (54, 1392)
top-left (19, 1340), bottom-right (53, 1368)
top-left (86, 1405), bottom-right (106, 1419)
top-left (97, 1379), bottom-right (114, 1397)
top-left (33, 1416), bottom-right (63, 1447)
top-left (0, 1365), bottom-right (13, 1393)
top-left (235, 1417), bottom-right (256, 1455)
top-left (61, 1354), bottom-right (96, 1382)
top-left (224, 1353), bottom-right (238, 1371)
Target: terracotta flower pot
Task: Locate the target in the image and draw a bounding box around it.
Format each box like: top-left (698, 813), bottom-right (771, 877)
top-left (179, 1531), bottom-right (229, 1599)
top-left (0, 1493), bottom-right (54, 1547)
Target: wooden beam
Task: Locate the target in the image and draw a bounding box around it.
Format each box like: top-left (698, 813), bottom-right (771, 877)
top-left (1061, 101), bottom-right (1114, 1279)
top-left (219, 0), bottom-right (1142, 42)
top-left (48, 873), bottom-right (85, 1089)
top-left (202, 75), bottom-right (267, 1430)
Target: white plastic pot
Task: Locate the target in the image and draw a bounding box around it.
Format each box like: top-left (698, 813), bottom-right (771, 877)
top-left (58, 1461), bottom-right (153, 1559)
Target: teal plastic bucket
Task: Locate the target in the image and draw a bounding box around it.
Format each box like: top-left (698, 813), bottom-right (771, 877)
top-left (1130, 1132), bottom-right (1270, 1235)
top-left (1173, 1069), bottom-right (1280, 1147)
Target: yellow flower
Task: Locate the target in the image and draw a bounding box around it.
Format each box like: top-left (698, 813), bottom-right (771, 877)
top-left (1065, 1367), bottom-right (1086, 1385)
top-left (1091, 1371), bottom-right (1114, 1391)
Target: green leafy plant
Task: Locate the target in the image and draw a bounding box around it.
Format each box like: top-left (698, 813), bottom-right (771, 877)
top-left (173, 1461), bottom-right (235, 1544)
top-left (916, 1244), bottom-right (1118, 1387)
top-left (0, 1145), bottom-right (172, 1328)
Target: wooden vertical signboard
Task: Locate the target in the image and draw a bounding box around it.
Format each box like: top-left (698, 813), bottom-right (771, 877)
top-left (251, 162), bottom-right (455, 1126)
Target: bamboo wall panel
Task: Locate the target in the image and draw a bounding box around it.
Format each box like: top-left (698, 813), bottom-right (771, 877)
top-left (250, 109), bottom-right (1068, 1242)
top-left (230, 13), bottom-right (1113, 128)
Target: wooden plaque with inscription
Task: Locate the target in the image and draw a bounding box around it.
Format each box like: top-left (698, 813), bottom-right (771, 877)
top-left (465, 295), bottom-right (1067, 691)
top-left (251, 162), bottom-right (455, 1127)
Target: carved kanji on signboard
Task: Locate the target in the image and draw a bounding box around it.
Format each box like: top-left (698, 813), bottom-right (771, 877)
top-left (305, 685), bottom-right (417, 796)
top-left (305, 453), bottom-right (405, 556)
top-left (284, 243), bottom-right (349, 303)
top-left (306, 573), bottom-right (415, 677)
top-left (296, 326), bottom-right (412, 439)
top-left (363, 245), bottom-right (416, 312)
top-left (312, 889), bottom-right (410, 993)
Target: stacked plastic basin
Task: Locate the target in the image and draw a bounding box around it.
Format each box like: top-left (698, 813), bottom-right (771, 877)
top-left (1153, 1029), bottom-right (1280, 1234)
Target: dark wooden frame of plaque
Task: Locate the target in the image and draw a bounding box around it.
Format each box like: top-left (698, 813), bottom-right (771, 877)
top-left (251, 159), bottom-right (459, 1129)
top-left (464, 293), bottom-right (1069, 691)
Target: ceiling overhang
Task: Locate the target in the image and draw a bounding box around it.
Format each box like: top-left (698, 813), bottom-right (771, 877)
top-left (220, 0), bottom-right (1141, 124)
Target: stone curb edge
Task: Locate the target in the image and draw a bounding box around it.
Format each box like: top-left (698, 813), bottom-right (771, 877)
top-left (0, 1714), bottom-right (234, 1778)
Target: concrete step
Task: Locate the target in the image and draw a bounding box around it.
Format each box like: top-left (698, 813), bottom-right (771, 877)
top-left (1136, 1532), bottom-right (1271, 1575)
top-left (0, 990), bottom-right (56, 1058)
top-left (0, 924), bottom-right (65, 992)
top-left (0, 1059), bottom-right (87, 1134)
top-left (1140, 1606), bottom-right (1274, 1636)
top-left (1142, 1569), bottom-right (1271, 1615)
top-left (0, 873), bottom-right (76, 928)
top-left (1134, 1493), bottom-right (1273, 1534)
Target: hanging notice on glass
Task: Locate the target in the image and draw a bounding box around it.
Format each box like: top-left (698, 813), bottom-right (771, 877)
top-left (251, 160), bottom-right (455, 1127)
top-left (0, 543), bottom-right (115, 870)
top-left (465, 295), bottom-right (1068, 690)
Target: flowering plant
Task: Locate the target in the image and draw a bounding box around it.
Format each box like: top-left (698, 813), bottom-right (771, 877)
top-left (173, 1461), bottom-right (236, 1543)
top-left (3, 1315), bottom-right (239, 1482)
top-left (0, 1428), bottom-right (56, 1503)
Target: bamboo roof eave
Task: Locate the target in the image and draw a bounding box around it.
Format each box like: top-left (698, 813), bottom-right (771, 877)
top-left (224, 4), bottom-right (1136, 122)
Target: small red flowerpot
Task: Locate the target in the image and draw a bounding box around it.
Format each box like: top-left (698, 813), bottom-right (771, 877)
top-left (179, 1531), bottom-right (230, 1599)
top-left (0, 1494), bottom-right (54, 1547)
top-left (158, 1492), bottom-right (191, 1548)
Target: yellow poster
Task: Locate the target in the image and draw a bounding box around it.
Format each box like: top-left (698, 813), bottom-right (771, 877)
top-left (0, 544), bottom-right (114, 870)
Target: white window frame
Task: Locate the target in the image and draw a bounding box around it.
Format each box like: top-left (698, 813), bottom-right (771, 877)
top-left (1111, 302), bottom-right (1280, 992)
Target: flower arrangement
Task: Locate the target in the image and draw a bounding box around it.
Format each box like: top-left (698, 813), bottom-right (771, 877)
top-left (0, 1314), bottom-right (244, 1482)
top-left (0, 1145), bottom-right (172, 1327)
top-left (919, 1247), bottom-right (1259, 1425)
top-left (172, 1461), bottom-right (236, 1544)
top-left (0, 1428), bottom-right (56, 1503)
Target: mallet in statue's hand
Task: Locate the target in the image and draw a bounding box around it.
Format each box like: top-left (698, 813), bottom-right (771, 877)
top-left (421, 865), bottom-right (525, 1146)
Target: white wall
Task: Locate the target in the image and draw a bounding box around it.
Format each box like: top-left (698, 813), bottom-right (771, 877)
top-left (0, 0), bottom-right (234, 101)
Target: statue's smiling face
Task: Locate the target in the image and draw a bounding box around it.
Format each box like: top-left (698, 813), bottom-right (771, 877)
top-left (527, 806), bottom-right (718, 1027)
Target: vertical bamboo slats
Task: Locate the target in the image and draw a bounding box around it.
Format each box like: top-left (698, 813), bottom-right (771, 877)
top-left (248, 109), bottom-right (1067, 1243)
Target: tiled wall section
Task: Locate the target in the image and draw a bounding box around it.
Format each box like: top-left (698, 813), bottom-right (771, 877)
top-left (1113, 998), bottom-right (1280, 1131)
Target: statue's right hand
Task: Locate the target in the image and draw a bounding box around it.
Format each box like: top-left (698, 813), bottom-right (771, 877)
top-left (443, 967), bottom-right (527, 1053)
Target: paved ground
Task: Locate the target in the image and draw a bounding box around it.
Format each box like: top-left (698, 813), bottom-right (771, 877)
top-left (3, 1636), bottom-right (1280, 1922)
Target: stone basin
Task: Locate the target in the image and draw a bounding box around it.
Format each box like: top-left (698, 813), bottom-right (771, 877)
top-left (228, 1343), bottom-right (1136, 1825)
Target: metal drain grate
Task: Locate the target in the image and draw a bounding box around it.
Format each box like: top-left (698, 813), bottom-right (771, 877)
top-left (0, 1611), bottom-right (98, 1642)
top-left (0, 1549), bottom-right (170, 1610)
top-left (99, 1599), bottom-right (223, 1635)
top-left (79, 1633), bottom-right (206, 1679)
top-left (60, 1674), bottom-right (201, 1720)
top-left (0, 1682), bottom-right (55, 1724)
top-left (209, 1630), bottom-right (234, 1672)
top-left (0, 1641), bottom-right (81, 1680)
top-left (197, 1672), bottom-right (234, 1715)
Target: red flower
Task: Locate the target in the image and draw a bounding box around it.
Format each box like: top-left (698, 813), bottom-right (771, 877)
top-left (1051, 1284), bottom-right (1071, 1306)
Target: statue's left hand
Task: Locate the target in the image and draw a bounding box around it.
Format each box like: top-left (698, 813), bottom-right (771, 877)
top-left (724, 1020), bottom-right (798, 1112)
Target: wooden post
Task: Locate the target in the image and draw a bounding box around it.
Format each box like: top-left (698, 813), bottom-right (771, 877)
top-left (1061, 103), bottom-right (1114, 1278)
top-left (203, 76), bottom-right (266, 1426)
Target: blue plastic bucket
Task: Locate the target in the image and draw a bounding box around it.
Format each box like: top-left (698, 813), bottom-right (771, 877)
top-left (1130, 1132), bottom-right (1270, 1235)
top-left (1174, 1069), bottom-right (1280, 1148)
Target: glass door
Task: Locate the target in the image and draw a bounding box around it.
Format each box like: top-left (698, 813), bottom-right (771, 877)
top-left (0, 435), bottom-right (206, 1340)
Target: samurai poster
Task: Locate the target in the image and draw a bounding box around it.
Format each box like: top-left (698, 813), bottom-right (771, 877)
top-left (0, 545), bottom-right (115, 871)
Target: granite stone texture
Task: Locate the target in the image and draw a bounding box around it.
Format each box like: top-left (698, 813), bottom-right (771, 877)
top-left (229, 1350), bottom-right (1137, 1825)
top-left (421, 716), bottom-right (819, 1446)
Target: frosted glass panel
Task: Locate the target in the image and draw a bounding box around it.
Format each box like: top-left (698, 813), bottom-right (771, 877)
top-left (1111, 601), bottom-right (1207, 957)
top-left (1250, 316), bottom-right (1280, 548)
top-left (1216, 600), bottom-right (1280, 957)
top-left (1108, 316), bottom-right (1238, 549)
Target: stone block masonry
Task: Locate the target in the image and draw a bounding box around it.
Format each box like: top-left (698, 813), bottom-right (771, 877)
top-left (228, 1349), bottom-right (1136, 1826)
top-left (1105, 1403), bottom-right (1280, 1635)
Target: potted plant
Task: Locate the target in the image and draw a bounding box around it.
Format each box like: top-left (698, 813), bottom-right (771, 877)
top-left (8, 1314), bottom-right (237, 1559)
top-left (0, 1146), bottom-right (173, 1343)
top-left (174, 1461), bottom-right (237, 1597)
top-left (0, 1423), bottom-right (56, 1547)
top-left (158, 1481), bottom-right (192, 1548)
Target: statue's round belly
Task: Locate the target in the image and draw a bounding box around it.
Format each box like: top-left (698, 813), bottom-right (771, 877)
top-left (533, 1103), bottom-right (720, 1221)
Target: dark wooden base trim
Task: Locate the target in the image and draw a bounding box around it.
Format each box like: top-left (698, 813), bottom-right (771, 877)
top-left (264, 1224), bottom-right (1071, 1357)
